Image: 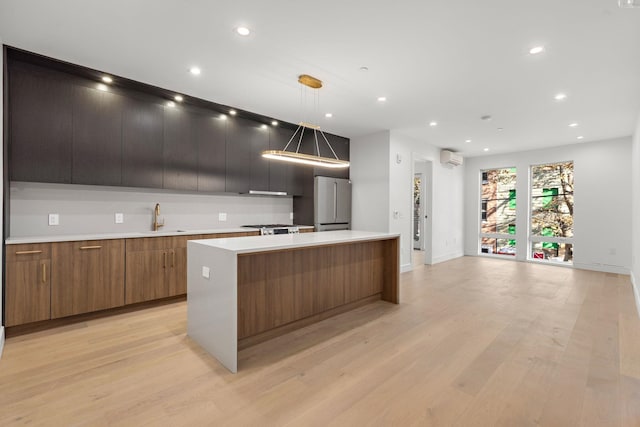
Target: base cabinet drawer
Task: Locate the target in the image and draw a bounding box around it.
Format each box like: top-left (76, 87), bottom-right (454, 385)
top-left (5, 243), bottom-right (52, 326)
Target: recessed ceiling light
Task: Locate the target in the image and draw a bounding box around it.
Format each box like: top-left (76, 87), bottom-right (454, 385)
top-left (577, 136), bottom-right (584, 140)
top-left (465, 139), bottom-right (472, 143)
top-left (568, 122), bottom-right (578, 127)
top-left (174, 95), bottom-right (183, 102)
top-left (271, 120), bottom-right (278, 126)
top-left (429, 121), bottom-right (438, 127)
top-left (101, 76), bottom-right (113, 83)
top-left (325, 113), bottom-right (333, 118)
top-left (497, 127), bottom-right (504, 131)
top-left (377, 96), bottom-right (387, 102)
top-left (359, 66), bottom-right (369, 71)
top-left (235, 26), bottom-right (251, 36)
top-left (480, 115), bottom-right (492, 121)
top-left (229, 110), bottom-right (237, 116)
top-left (529, 46), bottom-right (545, 55)
top-left (167, 101), bottom-right (175, 108)
top-left (189, 67), bottom-right (201, 75)
top-left (483, 148), bottom-right (490, 152)
top-left (554, 93), bottom-right (567, 101)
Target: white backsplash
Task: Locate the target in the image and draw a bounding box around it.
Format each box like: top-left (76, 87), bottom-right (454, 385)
top-left (9, 182), bottom-right (294, 237)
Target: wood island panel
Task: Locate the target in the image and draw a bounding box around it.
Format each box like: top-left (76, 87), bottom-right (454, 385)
top-left (237, 238), bottom-right (399, 342)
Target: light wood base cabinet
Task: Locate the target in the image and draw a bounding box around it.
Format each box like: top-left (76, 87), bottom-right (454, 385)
top-left (51, 239), bottom-right (125, 318)
top-left (5, 243), bottom-right (51, 327)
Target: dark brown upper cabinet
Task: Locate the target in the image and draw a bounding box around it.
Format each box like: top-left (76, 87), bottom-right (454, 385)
top-left (225, 117), bottom-right (269, 193)
top-left (9, 63), bottom-right (73, 183)
top-left (314, 133), bottom-right (350, 180)
top-left (163, 106), bottom-right (198, 191)
top-left (268, 126), bottom-right (291, 194)
top-left (122, 96), bottom-right (164, 189)
top-left (196, 112), bottom-right (226, 193)
top-left (72, 85), bottom-right (124, 186)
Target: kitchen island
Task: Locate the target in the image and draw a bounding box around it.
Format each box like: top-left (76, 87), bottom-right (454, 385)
top-left (187, 230), bottom-right (400, 372)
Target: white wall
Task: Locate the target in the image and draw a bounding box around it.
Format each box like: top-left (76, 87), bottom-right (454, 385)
top-left (631, 113), bottom-right (640, 314)
top-left (390, 132), bottom-right (464, 268)
top-left (9, 182), bottom-right (293, 237)
top-left (464, 137), bottom-right (632, 274)
top-left (350, 131), bottom-right (391, 233)
top-left (351, 130), bottom-right (465, 272)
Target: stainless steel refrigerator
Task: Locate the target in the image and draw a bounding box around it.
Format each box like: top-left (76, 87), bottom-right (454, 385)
top-left (314, 176), bottom-right (351, 231)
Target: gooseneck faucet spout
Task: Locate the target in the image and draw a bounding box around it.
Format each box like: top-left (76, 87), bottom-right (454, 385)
top-left (153, 203), bottom-right (164, 231)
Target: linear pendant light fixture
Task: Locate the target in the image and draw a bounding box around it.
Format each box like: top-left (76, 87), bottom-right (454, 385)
top-left (261, 75), bottom-right (349, 169)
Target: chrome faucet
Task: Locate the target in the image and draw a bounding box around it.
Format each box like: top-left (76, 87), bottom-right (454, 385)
top-left (153, 203), bottom-right (164, 231)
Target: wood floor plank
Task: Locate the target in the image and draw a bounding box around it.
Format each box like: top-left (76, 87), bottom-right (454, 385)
top-left (0, 255), bottom-right (638, 426)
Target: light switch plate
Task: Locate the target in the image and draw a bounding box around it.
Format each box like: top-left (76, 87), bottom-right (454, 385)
top-left (48, 213), bottom-right (59, 226)
top-left (218, 212), bottom-right (227, 222)
top-left (289, 212), bottom-right (294, 220)
top-left (202, 266), bottom-right (210, 279)
top-left (115, 213), bottom-right (124, 224)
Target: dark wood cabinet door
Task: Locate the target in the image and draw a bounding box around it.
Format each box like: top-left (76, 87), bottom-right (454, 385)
top-left (122, 97), bottom-right (164, 188)
top-left (51, 239), bottom-right (125, 318)
top-left (9, 65), bottom-right (73, 183)
top-left (268, 127), bottom-right (291, 193)
top-left (163, 107), bottom-right (198, 191)
top-left (314, 134), bottom-right (349, 180)
top-left (196, 113), bottom-right (226, 192)
top-left (226, 117), bottom-right (269, 193)
top-left (72, 85), bottom-right (123, 185)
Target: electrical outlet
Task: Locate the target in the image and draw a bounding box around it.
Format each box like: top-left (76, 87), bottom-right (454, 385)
top-left (202, 266), bottom-right (210, 279)
top-left (115, 213), bottom-right (124, 224)
top-left (218, 212), bottom-right (227, 222)
top-left (290, 212), bottom-right (294, 220)
top-left (48, 213), bottom-right (59, 226)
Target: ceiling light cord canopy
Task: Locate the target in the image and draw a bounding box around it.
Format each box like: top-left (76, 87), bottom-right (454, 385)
top-left (262, 75), bottom-right (350, 169)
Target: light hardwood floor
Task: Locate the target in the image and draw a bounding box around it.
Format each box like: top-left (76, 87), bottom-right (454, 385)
top-left (1, 256), bottom-right (640, 426)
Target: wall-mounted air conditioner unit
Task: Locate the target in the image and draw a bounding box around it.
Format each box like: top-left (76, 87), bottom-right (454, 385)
top-left (440, 150), bottom-right (463, 166)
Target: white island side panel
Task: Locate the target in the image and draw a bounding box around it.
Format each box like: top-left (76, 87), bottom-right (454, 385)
top-left (187, 241), bottom-right (238, 373)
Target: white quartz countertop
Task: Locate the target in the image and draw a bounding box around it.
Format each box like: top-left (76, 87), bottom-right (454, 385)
top-left (5, 226), bottom-right (314, 245)
top-left (190, 230), bottom-right (400, 254)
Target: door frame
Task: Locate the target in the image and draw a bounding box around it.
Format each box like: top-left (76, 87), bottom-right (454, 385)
top-left (411, 157), bottom-right (433, 265)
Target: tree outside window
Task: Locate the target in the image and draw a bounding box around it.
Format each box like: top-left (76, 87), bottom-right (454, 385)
top-left (531, 162), bottom-right (574, 263)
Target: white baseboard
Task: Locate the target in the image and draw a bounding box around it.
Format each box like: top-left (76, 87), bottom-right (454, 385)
top-left (432, 251), bottom-right (464, 265)
top-left (572, 262), bottom-right (630, 275)
top-left (631, 271), bottom-right (640, 318)
top-left (401, 263), bottom-right (413, 273)
top-left (0, 326), bottom-right (5, 359)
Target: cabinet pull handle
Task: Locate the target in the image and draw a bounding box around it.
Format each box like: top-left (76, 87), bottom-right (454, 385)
top-left (42, 263), bottom-right (46, 283)
top-left (15, 250), bottom-right (43, 255)
top-left (80, 246), bottom-right (102, 250)
top-left (163, 252), bottom-right (167, 269)
top-left (172, 251), bottom-right (175, 268)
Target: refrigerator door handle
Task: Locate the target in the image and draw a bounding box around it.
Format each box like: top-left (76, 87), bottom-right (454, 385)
top-left (333, 181), bottom-right (338, 222)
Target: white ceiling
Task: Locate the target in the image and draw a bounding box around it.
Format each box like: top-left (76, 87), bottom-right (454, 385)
top-left (1, 0), bottom-right (639, 157)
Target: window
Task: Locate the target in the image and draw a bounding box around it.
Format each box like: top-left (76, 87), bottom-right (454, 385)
top-left (479, 168), bottom-right (517, 256)
top-left (530, 162), bottom-right (574, 263)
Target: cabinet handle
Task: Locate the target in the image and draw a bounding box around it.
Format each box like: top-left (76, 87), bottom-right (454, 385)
top-left (163, 252), bottom-right (167, 269)
top-left (80, 245), bottom-right (102, 250)
top-left (42, 263), bottom-right (46, 283)
top-left (172, 251), bottom-right (175, 268)
top-left (15, 250), bottom-right (42, 255)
